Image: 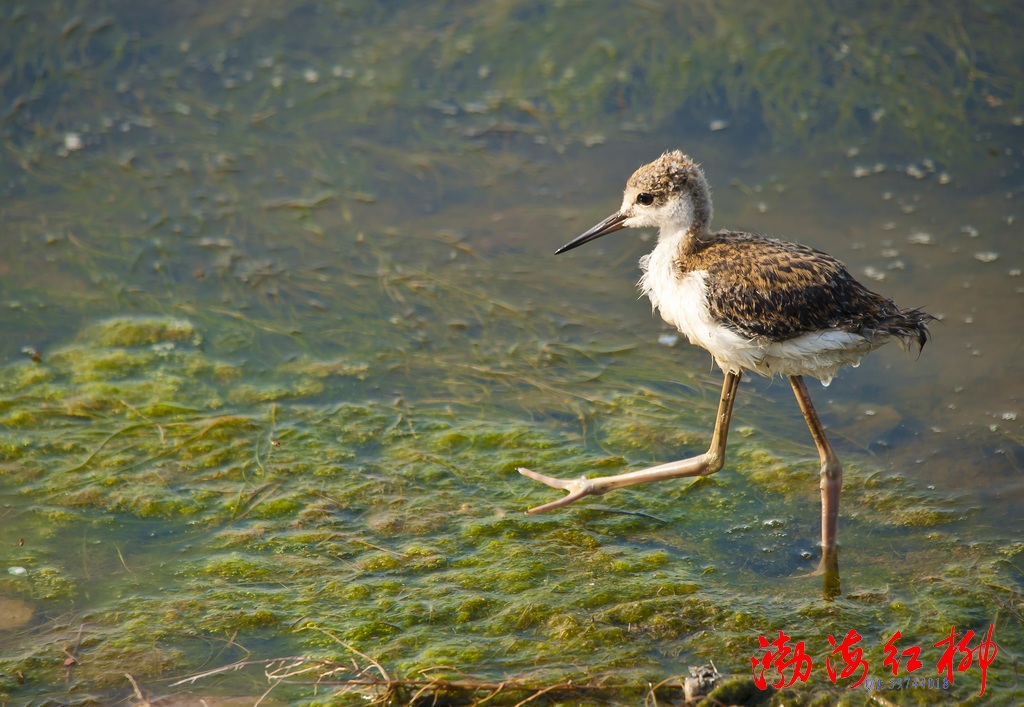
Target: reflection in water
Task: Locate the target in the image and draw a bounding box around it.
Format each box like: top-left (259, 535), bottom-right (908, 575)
top-left (818, 546), bottom-right (841, 601)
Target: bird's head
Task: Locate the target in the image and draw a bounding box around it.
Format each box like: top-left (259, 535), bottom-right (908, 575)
top-left (556, 150), bottom-right (712, 254)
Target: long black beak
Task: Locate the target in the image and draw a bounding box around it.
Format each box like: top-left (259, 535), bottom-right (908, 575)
top-left (555, 211), bottom-right (627, 254)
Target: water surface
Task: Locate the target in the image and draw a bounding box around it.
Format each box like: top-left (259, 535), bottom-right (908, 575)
top-left (1, 1), bottom-right (1022, 704)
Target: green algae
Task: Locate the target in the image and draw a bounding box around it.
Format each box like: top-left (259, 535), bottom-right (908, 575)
top-left (0, 1), bottom-right (1021, 704)
top-left (81, 317), bottom-right (199, 348)
top-left (4, 350), bottom-right (1014, 701)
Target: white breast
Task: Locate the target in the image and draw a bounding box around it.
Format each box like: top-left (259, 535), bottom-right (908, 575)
top-left (638, 240), bottom-right (875, 384)
top-left (638, 242), bottom-right (723, 351)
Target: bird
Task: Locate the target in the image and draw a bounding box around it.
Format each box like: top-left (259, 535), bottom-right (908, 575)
top-left (518, 150), bottom-right (933, 554)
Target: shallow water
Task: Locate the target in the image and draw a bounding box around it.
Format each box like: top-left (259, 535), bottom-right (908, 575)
top-left (1, 1), bottom-right (1022, 704)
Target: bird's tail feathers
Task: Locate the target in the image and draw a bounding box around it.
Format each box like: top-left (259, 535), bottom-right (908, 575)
top-left (876, 308), bottom-right (935, 353)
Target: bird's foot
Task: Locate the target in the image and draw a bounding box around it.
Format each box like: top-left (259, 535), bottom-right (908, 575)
top-left (517, 468), bottom-right (602, 513)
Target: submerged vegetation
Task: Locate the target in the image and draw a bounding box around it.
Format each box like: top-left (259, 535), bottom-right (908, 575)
top-left (1, 0), bottom-right (1022, 174)
top-left (0, 0), bottom-right (1021, 704)
top-left (1, 315), bottom-right (1021, 704)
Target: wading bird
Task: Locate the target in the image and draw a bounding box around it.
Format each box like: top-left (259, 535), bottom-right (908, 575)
top-left (519, 150), bottom-right (932, 558)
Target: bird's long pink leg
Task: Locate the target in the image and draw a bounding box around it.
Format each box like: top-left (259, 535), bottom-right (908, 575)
top-left (788, 375), bottom-right (843, 550)
top-left (519, 371), bottom-right (741, 513)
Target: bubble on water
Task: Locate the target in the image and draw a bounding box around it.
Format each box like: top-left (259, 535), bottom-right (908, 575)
top-left (863, 266), bottom-right (886, 282)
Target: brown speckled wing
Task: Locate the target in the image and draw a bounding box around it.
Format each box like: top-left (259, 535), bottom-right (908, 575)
top-left (684, 232), bottom-right (903, 342)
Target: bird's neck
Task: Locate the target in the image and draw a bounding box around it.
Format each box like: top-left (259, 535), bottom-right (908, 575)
top-left (656, 189), bottom-right (712, 249)
top-left (655, 223), bottom-right (708, 256)
top-left (640, 225), bottom-right (703, 307)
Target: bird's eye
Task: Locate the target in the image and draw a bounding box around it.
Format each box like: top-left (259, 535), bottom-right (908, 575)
top-left (636, 192), bottom-right (655, 206)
